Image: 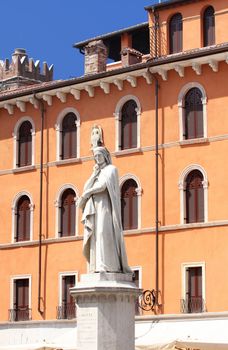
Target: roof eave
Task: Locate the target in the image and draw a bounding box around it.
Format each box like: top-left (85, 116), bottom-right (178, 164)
top-left (145, 0), bottom-right (201, 12)
top-left (1, 43), bottom-right (228, 102)
top-left (73, 22), bottom-right (149, 49)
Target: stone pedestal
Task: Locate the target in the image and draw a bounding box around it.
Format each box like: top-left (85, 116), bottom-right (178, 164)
top-left (70, 272), bottom-right (141, 350)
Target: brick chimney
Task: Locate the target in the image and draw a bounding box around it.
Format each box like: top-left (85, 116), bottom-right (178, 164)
top-left (0, 48), bottom-right (53, 91)
top-left (84, 40), bottom-right (108, 75)
top-left (121, 47), bottom-right (143, 67)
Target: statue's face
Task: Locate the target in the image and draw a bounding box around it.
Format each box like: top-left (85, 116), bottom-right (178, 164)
top-left (94, 151), bottom-right (106, 165)
top-left (92, 128), bottom-right (100, 138)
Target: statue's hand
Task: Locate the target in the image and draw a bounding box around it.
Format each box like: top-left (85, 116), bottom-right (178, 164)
top-left (92, 164), bottom-right (100, 177)
top-left (77, 196), bottom-right (87, 209)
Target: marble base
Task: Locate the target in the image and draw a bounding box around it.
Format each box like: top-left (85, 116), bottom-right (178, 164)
top-left (70, 272), bottom-right (141, 350)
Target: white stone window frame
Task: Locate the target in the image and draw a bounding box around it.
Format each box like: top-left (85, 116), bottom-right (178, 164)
top-left (13, 117), bottom-right (35, 169)
top-left (178, 164), bottom-right (208, 225)
top-left (54, 184), bottom-right (79, 238)
top-left (119, 174), bottom-right (142, 231)
top-left (178, 82), bottom-right (207, 142)
top-left (58, 271), bottom-right (78, 307)
top-left (11, 191), bottom-right (34, 243)
top-left (114, 95), bottom-right (141, 152)
top-left (181, 262), bottom-right (206, 311)
top-left (131, 265), bottom-right (142, 288)
top-left (55, 107), bottom-right (81, 161)
top-left (10, 274), bottom-right (32, 311)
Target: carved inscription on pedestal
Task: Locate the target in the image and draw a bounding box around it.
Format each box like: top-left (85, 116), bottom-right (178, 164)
top-left (77, 307), bottom-right (97, 349)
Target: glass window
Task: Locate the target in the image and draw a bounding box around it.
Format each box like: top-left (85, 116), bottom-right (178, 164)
top-left (184, 88), bottom-right (203, 139)
top-left (185, 170), bottom-right (204, 223)
top-left (203, 6), bottom-right (215, 47)
top-left (16, 195), bottom-right (31, 242)
top-left (60, 189), bottom-right (76, 237)
top-left (57, 275), bottom-right (76, 319)
top-left (169, 13), bottom-right (183, 54)
top-left (10, 279), bottom-right (31, 321)
top-left (61, 113), bottom-right (77, 159)
top-left (120, 100), bottom-right (137, 150)
top-left (121, 179), bottom-right (138, 230)
top-left (18, 121), bottom-right (32, 167)
top-left (182, 267), bottom-right (203, 313)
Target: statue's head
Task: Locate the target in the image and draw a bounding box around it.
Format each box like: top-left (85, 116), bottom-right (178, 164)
top-left (91, 125), bottom-right (103, 148)
top-left (93, 146), bottom-right (112, 166)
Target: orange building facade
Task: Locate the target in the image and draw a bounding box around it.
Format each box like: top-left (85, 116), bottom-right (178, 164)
top-left (0, 0), bottom-right (228, 348)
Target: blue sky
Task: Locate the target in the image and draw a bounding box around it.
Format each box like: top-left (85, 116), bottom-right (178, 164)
top-left (0, 0), bottom-right (159, 80)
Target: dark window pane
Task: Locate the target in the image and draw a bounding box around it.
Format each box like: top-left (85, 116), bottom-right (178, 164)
top-left (62, 113), bottom-right (77, 159)
top-left (121, 100), bottom-right (137, 150)
top-left (16, 196), bottom-right (30, 241)
top-left (185, 170), bottom-right (204, 223)
top-left (186, 267), bottom-right (203, 313)
top-left (14, 279), bottom-right (29, 321)
top-left (60, 189), bottom-right (76, 237)
top-left (203, 6), bottom-right (215, 47)
top-left (121, 179), bottom-right (138, 230)
top-left (18, 121), bottom-right (32, 167)
top-left (61, 275), bottom-right (76, 319)
top-left (185, 88), bottom-right (203, 139)
top-left (169, 13), bottom-right (182, 54)
top-left (62, 275), bottom-right (75, 304)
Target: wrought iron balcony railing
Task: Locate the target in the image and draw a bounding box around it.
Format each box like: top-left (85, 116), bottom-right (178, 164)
top-left (8, 308), bottom-right (32, 322)
top-left (56, 303), bottom-right (76, 320)
top-left (180, 297), bottom-right (205, 313)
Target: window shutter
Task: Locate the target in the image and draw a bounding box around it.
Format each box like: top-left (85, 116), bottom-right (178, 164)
top-left (197, 186), bottom-right (204, 222)
top-left (65, 275), bottom-right (75, 304)
top-left (15, 279), bottom-right (29, 309)
top-left (61, 189), bottom-right (76, 237)
top-left (196, 103), bottom-right (204, 138)
top-left (121, 179), bottom-right (138, 230)
top-left (203, 6), bottom-right (215, 47)
top-left (61, 204), bottom-right (68, 237)
top-left (185, 88), bottom-right (203, 139)
top-left (186, 170), bottom-right (204, 223)
top-left (169, 13), bottom-right (182, 54)
top-left (18, 121), bottom-right (32, 167)
top-left (121, 100), bottom-right (137, 150)
top-left (25, 204), bottom-right (31, 240)
top-left (186, 187), bottom-right (195, 223)
top-left (188, 267), bottom-right (202, 298)
top-left (62, 113), bottom-right (77, 159)
top-left (16, 196), bottom-right (30, 242)
top-left (70, 197), bottom-right (76, 236)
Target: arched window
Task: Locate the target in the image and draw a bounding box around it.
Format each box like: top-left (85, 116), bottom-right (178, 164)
top-left (61, 113), bottom-right (77, 160)
top-left (169, 13), bottom-right (183, 53)
top-left (184, 88), bottom-right (203, 139)
top-left (121, 179), bottom-right (138, 230)
top-left (18, 121), bottom-right (32, 167)
top-left (185, 170), bottom-right (204, 223)
top-left (16, 195), bottom-right (31, 242)
top-left (169, 13), bottom-right (183, 54)
top-left (60, 189), bottom-right (76, 237)
top-left (203, 6), bottom-right (215, 47)
top-left (120, 100), bottom-right (137, 150)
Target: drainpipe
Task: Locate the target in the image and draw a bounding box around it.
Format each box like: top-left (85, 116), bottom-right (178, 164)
top-left (152, 9), bottom-right (160, 307)
top-left (154, 74), bottom-right (159, 307)
top-left (33, 94), bottom-right (45, 315)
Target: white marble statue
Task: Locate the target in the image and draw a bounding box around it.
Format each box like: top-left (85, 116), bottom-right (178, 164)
top-left (90, 124), bottom-right (103, 149)
top-left (78, 146), bottom-right (131, 273)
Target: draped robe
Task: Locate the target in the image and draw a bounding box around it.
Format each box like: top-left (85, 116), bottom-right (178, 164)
top-left (81, 164), bottom-right (131, 273)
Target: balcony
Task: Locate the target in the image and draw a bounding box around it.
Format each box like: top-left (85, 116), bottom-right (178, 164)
top-left (56, 303), bottom-right (76, 320)
top-left (8, 308), bottom-right (32, 322)
top-left (181, 297), bottom-right (205, 313)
